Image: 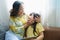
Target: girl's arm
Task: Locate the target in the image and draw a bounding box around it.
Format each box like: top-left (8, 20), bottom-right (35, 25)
top-left (36, 32), bottom-right (44, 40)
top-left (30, 32), bottom-right (44, 40)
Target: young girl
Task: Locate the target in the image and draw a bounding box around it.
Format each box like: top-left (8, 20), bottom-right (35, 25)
top-left (24, 13), bottom-right (44, 40)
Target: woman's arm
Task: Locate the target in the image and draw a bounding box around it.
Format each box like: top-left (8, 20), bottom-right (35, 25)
top-left (9, 22), bottom-right (31, 33)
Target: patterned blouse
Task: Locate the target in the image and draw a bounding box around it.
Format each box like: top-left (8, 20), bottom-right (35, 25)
top-left (9, 15), bottom-right (28, 38)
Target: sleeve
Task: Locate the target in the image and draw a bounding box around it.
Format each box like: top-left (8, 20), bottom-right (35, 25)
top-left (36, 23), bottom-right (44, 34)
top-left (21, 15), bottom-right (28, 24)
top-left (9, 18), bottom-right (17, 32)
top-left (9, 18), bottom-right (24, 33)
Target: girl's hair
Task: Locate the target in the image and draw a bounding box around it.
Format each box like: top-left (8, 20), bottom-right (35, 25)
top-left (10, 1), bottom-right (23, 17)
top-left (24, 13), bottom-right (41, 37)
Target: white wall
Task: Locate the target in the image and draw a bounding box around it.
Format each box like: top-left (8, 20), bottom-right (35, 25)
top-left (0, 0), bottom-right (9, 31)
top-left (46, 0), bottom-right (60, 27)
top-left (6, 0), bottom-right (17, 11)
top-left (56, 0), bottom-right (60, 27)
top-left (0, 0), bottom-right (18, 31)
top-left (44, 0), bottom-right (56, 27)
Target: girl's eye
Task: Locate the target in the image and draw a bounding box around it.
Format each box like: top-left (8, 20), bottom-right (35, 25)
top-left (35, 17), bottom-right (38, 18)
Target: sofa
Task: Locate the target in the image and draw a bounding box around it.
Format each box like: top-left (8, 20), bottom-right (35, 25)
top-left (0, 26), bottom-right (60, 40)
top-left (43, 26), bottom-right (60, 40)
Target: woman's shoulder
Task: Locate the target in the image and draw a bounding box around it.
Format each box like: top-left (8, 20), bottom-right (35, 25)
top-left (10, 16), bottom-right (16, 21)
top-left (22, 14), bottom-right (29, 20)
top-left (23, 14), bottom-right (29, 17)
top-left (10, 16), bottom-right (15, 19)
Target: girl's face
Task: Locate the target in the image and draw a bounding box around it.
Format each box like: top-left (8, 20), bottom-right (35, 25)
top-left (27, 15), bottom-right (34, 24)
top-left (35, 16), bottom-right (41, 23)
top-left (18, 5), bottom-right (24, 16)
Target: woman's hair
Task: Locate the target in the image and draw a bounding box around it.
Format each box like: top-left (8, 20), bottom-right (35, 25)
top-left (24, 12), bottom-right (41, 37)
top-left (10, 1), bottom-right (23, 17)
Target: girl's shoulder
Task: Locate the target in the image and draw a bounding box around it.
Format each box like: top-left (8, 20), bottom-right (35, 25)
top-left (36, 23), bottom-right (43, 28)
top-left (36, 23), bottom-right (42, 26)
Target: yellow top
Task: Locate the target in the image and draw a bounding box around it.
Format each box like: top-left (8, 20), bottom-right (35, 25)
top-left (9, 15), bottom-right (28, 37)
top-left (26, 23), bottom-right (44, 37)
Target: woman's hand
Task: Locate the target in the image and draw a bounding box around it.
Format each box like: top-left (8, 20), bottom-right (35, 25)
top-left (24, 15), bottom-right (34, 28)
top-left (24, 20), bottom-right (34, 28)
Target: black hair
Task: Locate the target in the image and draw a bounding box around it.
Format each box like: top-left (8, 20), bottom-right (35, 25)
top-left (24, 13), bottom-right (40, 37)
top-left (10, 1), bottom-right (23, 17)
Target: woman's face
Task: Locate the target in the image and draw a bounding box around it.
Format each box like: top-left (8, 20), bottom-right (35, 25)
top-left (18, 5), bottom-right (24, 16)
